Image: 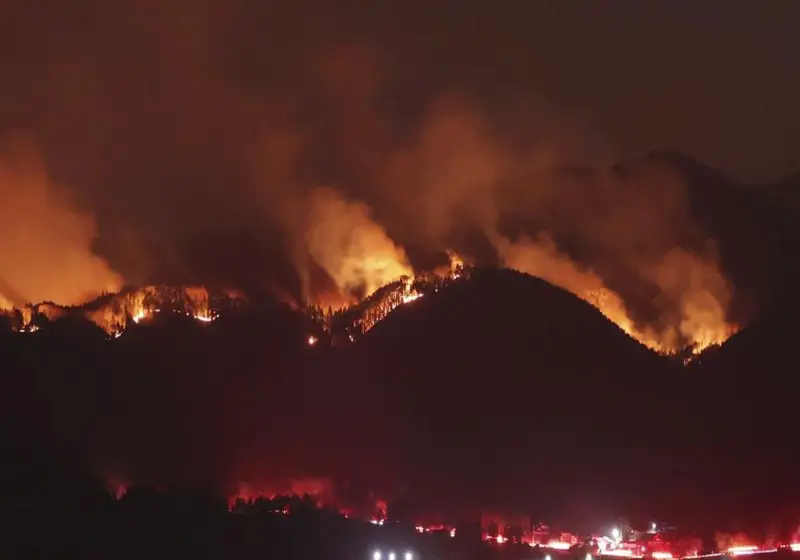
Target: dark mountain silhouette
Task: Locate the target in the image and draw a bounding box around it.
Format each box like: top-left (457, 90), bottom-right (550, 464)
top-left (4, 262), bottom-right (799, 528)
top-left (339, 269), bottom-right (694, 518)
top-left (689, 295), bottom-right (800, 430)
top-left (360, 267), bottom-right (670, 371)
top-left (636, 150), bottom-right (737, 186)
top-left (766, 169), bottom-right (800, 217)
top-left (683, 295), bottom-right (800, 526)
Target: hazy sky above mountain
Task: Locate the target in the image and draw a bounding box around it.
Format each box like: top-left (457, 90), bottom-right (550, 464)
top-left (2, 0), bottom-right (798, 183)
top-left (0, 0), bottom-right (798, 303)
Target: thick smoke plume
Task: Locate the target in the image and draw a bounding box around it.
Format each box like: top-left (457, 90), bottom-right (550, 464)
top-left (0, 0), bottom-right (737, 351)
top-left (0, 136), bottom-right (121, 308)
top-left (304, 187), bottom-right (412, 301)
top-left (492, 233), bottom-right (732, 352)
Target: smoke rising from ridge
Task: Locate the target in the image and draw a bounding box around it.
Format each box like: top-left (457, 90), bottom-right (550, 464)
top-left (0, 135), bottom-right (121, 307)
top-left (0, 0), bottom-right (740, 351)
top-left (304, 187), bottom-right (412, 301)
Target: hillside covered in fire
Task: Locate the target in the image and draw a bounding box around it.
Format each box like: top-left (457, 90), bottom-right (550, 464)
top-left (3, 260), bottom-right (798, 529)
top-left (1, 249), bottom-right (731, 363)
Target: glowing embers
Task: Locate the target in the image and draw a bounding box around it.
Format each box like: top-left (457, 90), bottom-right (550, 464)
top-left (312, 251), bottom-right (468, 342)
top-left (192, 309), bottom-right (218, 323)
top-left (83, 285), bottom-right (235, 338)
top-left (111, 307), bottom-right (218, 338)
top-left (401, 291), bottom-right (422, 304)
top-left (359, 276), bottom-right (425, 334)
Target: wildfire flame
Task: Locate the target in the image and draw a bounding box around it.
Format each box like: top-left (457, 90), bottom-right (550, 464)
top-left (359, 276), bottom-right (423, 333)
top-left (2, 236), bottom-right (733, 362)
top-left (492, 233), bottom-right (736, 356)
top-left (1, 285), bottom-right (245, 337)
top-left (353, 251), bottom-right (467, 335)
top-left (305, 187), bottom-right (414, 299)
top-left (84, 285), bottom-right (227, 336)
top-left (0, 136), bottom-right (122, 308)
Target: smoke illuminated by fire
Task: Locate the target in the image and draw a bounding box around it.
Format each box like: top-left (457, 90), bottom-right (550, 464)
top-left (302, 250), bottom-right (466, 345)
top-left (2, 284), bottom-right (248, 337)
top-left (0, 3), bottom-right (773, 379)
top-left (492, 233), bottom-right (637, 336)
top-left (0, 97), bottom-right (742, 357)
top-left (493, 233), bottom-right (736, 354)
top-left (0, 137), bottom-right (738, 357)
top-left (359, 276), bottom-right (424, 334)
top-left (0, 136), bottom-right (122, 307)
top-left (305, 187), bottom-right (413, 300)
top-left (2, 225), bottom-right (735, 359)
top-left (84, 285), bottom-right (235, 336)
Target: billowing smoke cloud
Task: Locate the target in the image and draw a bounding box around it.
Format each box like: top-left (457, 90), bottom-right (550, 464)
top-left (304, 187), bottom-right (412, 300)
top-left (0, 0), bottom-right (737, 352)
top-left (494, 234), bottom-right (732, 352)
top-left (481, 160), bottom-right (735, 351)
top-left (336, 92), bottom-right (732, 352)
top-left (649, 247), bottom-right (732, 350)
top-left (0, 135), bottom-right (121, 307)
top-left (1, 0), bottom-right (744, 360)
top-left (491, 232), bottom-right (645, 344)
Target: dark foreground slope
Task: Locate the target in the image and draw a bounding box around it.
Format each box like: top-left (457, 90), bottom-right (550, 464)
top-left (342, 268), bottom-right (693, 520)
top-left (688, 297), bottom-right (800, 520)
top-left (343, 268), bottom-right (800, 526)
top-left (1, 269), bottom-right (797, 532)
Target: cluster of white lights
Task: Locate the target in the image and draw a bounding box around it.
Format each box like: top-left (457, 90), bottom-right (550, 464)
top-left (373, 551), bottom-right (412, 560)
